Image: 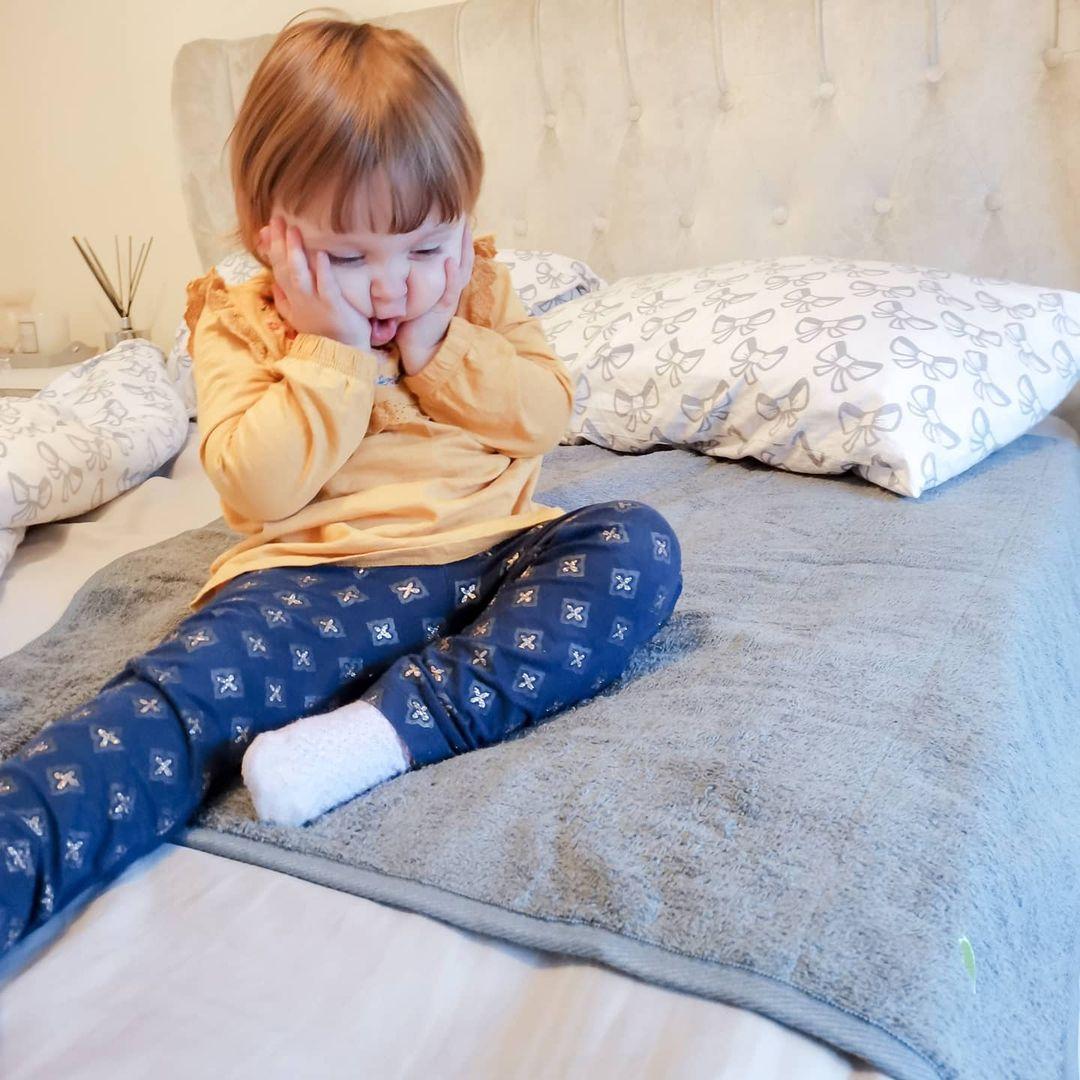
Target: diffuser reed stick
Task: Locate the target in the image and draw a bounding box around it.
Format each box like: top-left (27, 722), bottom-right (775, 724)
top-left (72, 234), bottom-right (154, 319)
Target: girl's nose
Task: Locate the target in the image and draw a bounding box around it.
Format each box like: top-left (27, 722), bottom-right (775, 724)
top-left (368, 271), bottom-right (407, 312)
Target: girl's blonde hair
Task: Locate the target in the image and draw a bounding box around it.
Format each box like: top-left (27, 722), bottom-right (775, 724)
top-left (225, 14), bottom-right (484, 261)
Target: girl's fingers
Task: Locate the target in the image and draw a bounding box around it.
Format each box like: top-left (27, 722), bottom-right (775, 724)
top-left (462, 220), bottom-right (475, 278)
top-left (271, 281), bottom-right (290, 319)
top-left (313, 250), bottom-right (342, 304)
top-left (441, 256), bottom-right (457, 308)
top-left (269, 217), bottom-right (286, 279)
top-left (285, 224), bottom-right (314, 295)
top-left (462, 241), bottom-right (474, 285)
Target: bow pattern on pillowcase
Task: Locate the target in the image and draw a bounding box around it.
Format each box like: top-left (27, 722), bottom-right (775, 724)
top-left (36, 442), bottom-right (82, 503)
top-left (871, 301), bottom-right (937, 331)
top-left (1003, 322), bottom-right (1052, 373)
top-left (713, 309), bottom-right (774, 342)
top-left (613, 379), bottom-right (661, 432)
top-left (975, 290), bottom-right (1036, 319)
top-left (838, 402), bottom-right (902, 452)
top-left (654, 339), bottom-right (704, 388)
top-left (919, 279), bottom-right (975, 311)
top-left (908, 386), bottom-right (961, 448)
top-left (941, 311), bottom-right (1003, 349)
top-left (681, 380), bottom-right (733, 436)
top-left (851, 280), bottom-right (916, 300)
top-left (586, 342), bottom-right (634, 381)
top-left (890, 337), bottom-right (959, 381)
top-left (730, 337), bottom-right (787, 386)
top-left (1017, 374), bottom-right (1046, 422)
top-left (794, 314), bottom-right (866, 343)
top-left (756, 378), bottom-right (810, 435)
top-left (962, 351), bottom-right (1012, 407)
top-left (970, 407), bottom-right (1000, 455)
top-left (813, 341), bottom-right (882, 393)
top-left (9, 474), bottom-right (51, 524)
top-left (1038, 292), bottom-right (1080, 336)
top-left (1053, 340), bottom-right (1079, 381)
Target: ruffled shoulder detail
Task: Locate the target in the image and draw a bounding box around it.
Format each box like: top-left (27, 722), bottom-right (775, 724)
top-left (183, 269), bottom-right (217, 340)
top-left (472, 232), bottom-right (497, 260)
top-left (462, 231), bottom-right (500, 329)
top-left (184, 267), bottom-right (274, 363)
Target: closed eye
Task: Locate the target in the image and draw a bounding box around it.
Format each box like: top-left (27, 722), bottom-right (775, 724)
top-left (327, 247), bottom-right (442, 266)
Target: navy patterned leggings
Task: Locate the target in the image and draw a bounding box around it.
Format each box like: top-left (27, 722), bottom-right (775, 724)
top-left (0, 500), bottom-right (681, 956)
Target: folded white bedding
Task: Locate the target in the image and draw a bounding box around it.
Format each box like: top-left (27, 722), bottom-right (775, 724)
top-left (0, 340), bottom-right (189, 578)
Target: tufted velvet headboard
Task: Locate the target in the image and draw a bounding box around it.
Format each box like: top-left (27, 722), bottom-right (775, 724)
top-left (171, 0), bottom-right (1080, 423)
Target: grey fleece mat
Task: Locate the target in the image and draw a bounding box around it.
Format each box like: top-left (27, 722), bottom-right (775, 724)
top-left (2, 438), bottom-right (1079, 1080)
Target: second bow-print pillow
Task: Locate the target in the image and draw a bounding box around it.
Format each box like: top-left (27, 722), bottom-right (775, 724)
top-left (543, 255), bottom-right (1080, 496)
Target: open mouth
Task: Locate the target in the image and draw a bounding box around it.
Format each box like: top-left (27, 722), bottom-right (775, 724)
top-left (370, 316), bottom-right (401, 347)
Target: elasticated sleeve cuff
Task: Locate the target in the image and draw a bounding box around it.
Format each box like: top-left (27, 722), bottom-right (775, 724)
top-left (403, 317), bottom-right (472, 395)
top-left (287, 332), bottom-right (377, 378)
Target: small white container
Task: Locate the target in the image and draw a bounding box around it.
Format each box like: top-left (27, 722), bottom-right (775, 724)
top-left (15, 311), bottom-right (70, 359)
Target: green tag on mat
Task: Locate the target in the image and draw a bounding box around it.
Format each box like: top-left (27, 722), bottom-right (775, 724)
top-left (958, 936), bottom-right (977, 993)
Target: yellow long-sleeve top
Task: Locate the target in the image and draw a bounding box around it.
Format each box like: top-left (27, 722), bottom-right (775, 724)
top-left (183, 233), bottom-right (573, 608)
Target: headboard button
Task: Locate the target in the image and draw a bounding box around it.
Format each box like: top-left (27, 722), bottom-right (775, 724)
top-left (679, 212), bottom-right (695, 229)
top-left (593, 215), bottom-right (609, 233)
top-left (985, 191), bottom-right (1004, 212)
top-left (816, 81), bottom-right (836, 101)
top-left (544, 112), bottom-right (557, 130)
top-left (718, 90), bottom-right (734, 112)
top-left (772, 205), bottom-right (789, 225)
top-left (628, 103), bottom-right (642, 122)
top-left (873, 197), bottom-right (893, 216)
top-left (924, 64), bottom-right (944, 84)
top-left (513, 219), bottom-right (528, 237)
top-left (1043, 47), bottom-right (1064, 69)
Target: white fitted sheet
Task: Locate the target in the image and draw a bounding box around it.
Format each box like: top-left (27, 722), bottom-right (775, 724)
top-left (25, 423), bottom-right (1080, 1077)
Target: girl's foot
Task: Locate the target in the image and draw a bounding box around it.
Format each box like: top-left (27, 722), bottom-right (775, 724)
top-left (241, 699), bottom-right (411, 826)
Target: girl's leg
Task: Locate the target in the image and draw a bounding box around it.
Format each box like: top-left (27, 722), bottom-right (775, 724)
top-left (365, 500), bottom-right (683, 768)
top-left (0, 560), bottom-right (455, 956)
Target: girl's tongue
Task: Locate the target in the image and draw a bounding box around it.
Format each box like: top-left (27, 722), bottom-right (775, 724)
top-left (371, 316), bottom-right (401, 348)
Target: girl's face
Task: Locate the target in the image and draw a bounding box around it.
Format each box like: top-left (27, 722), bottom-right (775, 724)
top-left (271, 173), bottom-right (466, 336)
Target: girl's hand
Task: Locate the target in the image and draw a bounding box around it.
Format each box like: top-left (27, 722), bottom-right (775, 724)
top-left (259, 217), bottom-right (373, 353)
top-left (395, 218), bottom-right (475, 376)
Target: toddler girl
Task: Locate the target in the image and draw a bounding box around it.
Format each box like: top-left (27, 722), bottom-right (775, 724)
top-left (0, 17), bottom-right (681, 956)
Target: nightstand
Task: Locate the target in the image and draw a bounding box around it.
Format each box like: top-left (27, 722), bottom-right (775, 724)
top-left (0, 362), bottom-right (80, 398)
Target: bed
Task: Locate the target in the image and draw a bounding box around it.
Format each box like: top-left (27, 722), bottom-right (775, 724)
top-left (2, 2), bottom-right (1079, 1078)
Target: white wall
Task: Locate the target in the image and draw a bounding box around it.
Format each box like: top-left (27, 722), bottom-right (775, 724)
top-left (0, 0), bottom-right (449, 354)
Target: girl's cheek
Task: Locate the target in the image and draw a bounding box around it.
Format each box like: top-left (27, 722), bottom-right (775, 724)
top-left (411, 263), bottom-right (444, 303)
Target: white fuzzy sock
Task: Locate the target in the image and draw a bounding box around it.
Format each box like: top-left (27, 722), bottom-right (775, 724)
top-left (241, 699), bottom-right (411, 827)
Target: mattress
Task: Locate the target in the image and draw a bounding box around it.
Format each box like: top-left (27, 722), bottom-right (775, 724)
top-left (0, 420), bottom-right (1075, 1079)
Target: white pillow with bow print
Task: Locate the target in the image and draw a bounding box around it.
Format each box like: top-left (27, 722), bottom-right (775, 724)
top-left (542, 255), bottom-right (1080, 496)
top-left (0, 339), bottom-right (189, 576)
top-left (165, 247), bottom-right (607, 418)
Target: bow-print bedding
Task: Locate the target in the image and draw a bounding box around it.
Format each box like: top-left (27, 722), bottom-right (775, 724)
top-left (0, 340), bottom-right (189, 578)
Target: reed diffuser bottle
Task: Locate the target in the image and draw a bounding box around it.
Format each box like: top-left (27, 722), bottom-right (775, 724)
top-left (72, 234), bottom-right (153, 349)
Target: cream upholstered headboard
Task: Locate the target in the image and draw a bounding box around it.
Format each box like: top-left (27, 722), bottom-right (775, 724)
top-left (172, 0), bottom-right (1080, 423)
top-left (172, 0), bottom-right (1080, 283)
